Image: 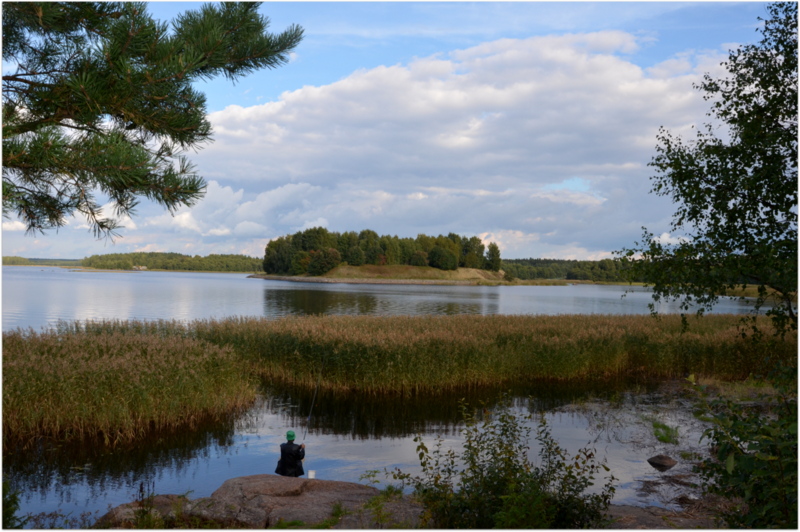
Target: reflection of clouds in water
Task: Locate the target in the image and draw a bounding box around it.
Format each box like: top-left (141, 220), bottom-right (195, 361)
top-left (4, 268), bottom-right (766, 332)
top-left (9, 382), bottom-right (709, 521)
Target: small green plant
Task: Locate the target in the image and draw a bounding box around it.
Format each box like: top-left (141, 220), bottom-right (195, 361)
top-left (274, 518), bottom-right (307, 528)
top-left (2, 480), bottom-right (28, 529)
top-left (691, 362), bottom-right (798, 528)
top-left (310, 501), bottom-right (350, 529)
top-left (391, 394), bottom-right (615, 528)
top-left (651, 420), bottom-right (679, 444)
top-left (132, 480), bottom-right (164, 529)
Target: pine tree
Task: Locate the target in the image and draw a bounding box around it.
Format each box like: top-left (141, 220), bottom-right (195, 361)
top-left (2, 2), bottom-right (303, 238)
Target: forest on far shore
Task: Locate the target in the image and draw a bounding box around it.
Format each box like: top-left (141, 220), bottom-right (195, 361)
top-left (262, 227), bottom-right (501, 276)
top-left (502, 258), bottom-right (636, 282)
top-left (4, 247), bottom-right (635, 283)
top-left (80, 252), bottom-right (263, 272)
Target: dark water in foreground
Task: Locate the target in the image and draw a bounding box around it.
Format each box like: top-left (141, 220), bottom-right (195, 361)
top-left (5, 381), bottom-right (710, 526)
top-left (3, 267), bottom-right (744, 525)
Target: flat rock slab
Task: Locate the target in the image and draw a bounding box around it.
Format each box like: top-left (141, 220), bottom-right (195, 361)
top-left (606, 504), bottom-right (717, 529)
top-left (95, 474), bottom-right (422, 529)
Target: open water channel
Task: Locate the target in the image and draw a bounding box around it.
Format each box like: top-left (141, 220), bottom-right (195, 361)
top-left (2, 266), bottom-right (760, 526)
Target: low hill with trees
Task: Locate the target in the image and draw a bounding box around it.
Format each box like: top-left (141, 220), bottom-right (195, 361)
top-left (81, 252), bottom-right (263, 272)
top-left (263, 227), bottom-right (501, 276)
top-left (501, 258), bottom-right (637, 283)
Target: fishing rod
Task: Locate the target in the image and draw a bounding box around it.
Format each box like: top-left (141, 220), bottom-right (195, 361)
top-left (303, 357), bottom-right (325, 441)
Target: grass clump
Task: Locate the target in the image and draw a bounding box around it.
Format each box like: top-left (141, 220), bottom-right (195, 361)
top-left (651, 420), bottom-right (679, 444)
top-left (2, 328), bottom-right (257, 449)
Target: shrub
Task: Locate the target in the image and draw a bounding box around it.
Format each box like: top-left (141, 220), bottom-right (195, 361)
top-left (428, 245), bottom-right (458, 271)
top-left (391, 395), bottom-right (615, 528)
top-left (345, 245), bottom-right (365, 266)
top-left (2, 480), bottom-right (27, 529)
top-left (409, 250), bottom-right (428, 267)
top-left (691, 361), bottom-right (798, 528)
top-left (307, 248), bottom-right (342, 276)
top-left (290, 251), bottom-right (311, 275)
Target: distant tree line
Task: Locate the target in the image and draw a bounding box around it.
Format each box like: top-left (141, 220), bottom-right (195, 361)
top-left (2, 256), bottom-right (31, 265)
top-left (502, 258), bottom-right (638, 282)
top-left (81, 252), bottom-right (263, 272)
top-left (263, 227), bottom-right (502, 276)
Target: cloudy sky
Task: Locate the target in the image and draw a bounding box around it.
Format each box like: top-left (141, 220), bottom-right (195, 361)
top-left (2, 2), bottom-right (770, 260)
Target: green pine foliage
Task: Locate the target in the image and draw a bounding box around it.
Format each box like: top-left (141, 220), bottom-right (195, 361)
top-left (81, 252), bottom-right (263, 272)
top-left (262, 227), bottom-right (501, 274)
top-left (2, 2), bottom-right (302, 239)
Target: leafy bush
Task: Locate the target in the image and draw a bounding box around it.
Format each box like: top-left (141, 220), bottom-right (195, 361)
top-left (345, 245), bottom-right (365, 266)
top-left (391, 395), bottom-right (615, 528)
top-left (2, 480), bottom-right (27, 529)
top-left (691, 361), bottom-right (798, 528)
top-left (409, 250), bottom-right (428, 267)
top-left (307, 247), bottom-right (342, 276)
top-left (428, 245), bottom-right (458, 270)
top-left (290, 251), bottom-right (311, 275)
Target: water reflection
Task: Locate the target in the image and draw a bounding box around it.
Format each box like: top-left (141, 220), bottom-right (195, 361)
top-left (261, 284), bottom-right (499, 317)
top-left (3, 267), bottom-right (763, 332)
top-left (4, 417), bottom-right (239, 510)
top-left (262, 380), bottom-right (642, 439)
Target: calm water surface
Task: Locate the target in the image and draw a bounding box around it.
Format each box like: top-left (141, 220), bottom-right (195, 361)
top-left (3, 266), bottom-right (758, 331)
top-left (2, 266), bottom-right (756, 525)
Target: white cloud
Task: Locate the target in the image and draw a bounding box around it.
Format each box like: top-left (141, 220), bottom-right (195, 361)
top-left (5, 29), bottom-right (726, 260)
top-left (2, 221), bottom-right (26, 232)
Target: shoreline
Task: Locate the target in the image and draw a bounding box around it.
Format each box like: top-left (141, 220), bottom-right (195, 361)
top-left (247, 274), bottom-right (477, 285)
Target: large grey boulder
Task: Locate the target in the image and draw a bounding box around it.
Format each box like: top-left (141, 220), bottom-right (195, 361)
top-left (95, 474), bottom-right (423, 529)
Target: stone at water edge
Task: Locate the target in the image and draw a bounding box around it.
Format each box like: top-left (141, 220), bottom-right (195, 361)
top-left (647, 455), bottom-right (678, 472)
top-left (94, 474), bottom-right (423, 528)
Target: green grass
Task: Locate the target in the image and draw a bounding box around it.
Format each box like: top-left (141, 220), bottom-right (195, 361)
top-left (651, 421), bottom-right (679, 444)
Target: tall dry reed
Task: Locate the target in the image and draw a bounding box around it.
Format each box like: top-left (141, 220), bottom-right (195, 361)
top-left (3, 328), bottom-right (256, 448)
top-left (6, 314), bottom-right (793, 447)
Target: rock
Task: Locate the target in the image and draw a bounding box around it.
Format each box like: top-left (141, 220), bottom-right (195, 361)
top-left (647, 454), bottom-right (678, 472)
top-left (95, 474), bottom-right (423, 529)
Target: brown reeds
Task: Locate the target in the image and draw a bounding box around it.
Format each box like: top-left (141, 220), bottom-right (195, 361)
top-left (4, 314), bottom-right (795, 447)
top-left (2, 329), bottom-right (256, 449)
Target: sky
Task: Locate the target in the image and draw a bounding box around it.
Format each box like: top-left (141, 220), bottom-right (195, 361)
top-left (1, 1), bottom-right (772, 261)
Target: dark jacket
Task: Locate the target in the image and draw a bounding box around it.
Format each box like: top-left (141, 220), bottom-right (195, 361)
top-left (275, 441), bottom-right (305, 477)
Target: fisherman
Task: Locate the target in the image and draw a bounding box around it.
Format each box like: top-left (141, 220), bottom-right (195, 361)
top-left (275, 430), bottom-right (305, 477)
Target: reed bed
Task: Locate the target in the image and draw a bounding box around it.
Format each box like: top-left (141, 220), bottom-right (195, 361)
top-left (193, 314), bottom-right (795, 394)
top-left (3, 329), bottom-right (256, 448)
top-left (5, 314), bottom-right (794, 446)
top-left (46, 314), bottom-right (796, 395)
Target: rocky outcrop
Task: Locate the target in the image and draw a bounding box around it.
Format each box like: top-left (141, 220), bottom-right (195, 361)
top-left (95, 474), bottom-right (423, 529)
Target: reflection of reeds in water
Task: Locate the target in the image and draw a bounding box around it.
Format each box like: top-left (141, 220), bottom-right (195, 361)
top-left (4, 314), bottom-right (795, 447)
top-left (3, 329), bottom-right (256, 449)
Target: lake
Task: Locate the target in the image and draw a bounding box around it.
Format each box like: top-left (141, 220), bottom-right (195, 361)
top-left (2, 266), bottom-right (759, 526)
top-left (2, 266), bottom-right (757, 332)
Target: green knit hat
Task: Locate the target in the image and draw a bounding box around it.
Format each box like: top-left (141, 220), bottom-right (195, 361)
top-left (286, 430), bottom-right (296, 441)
